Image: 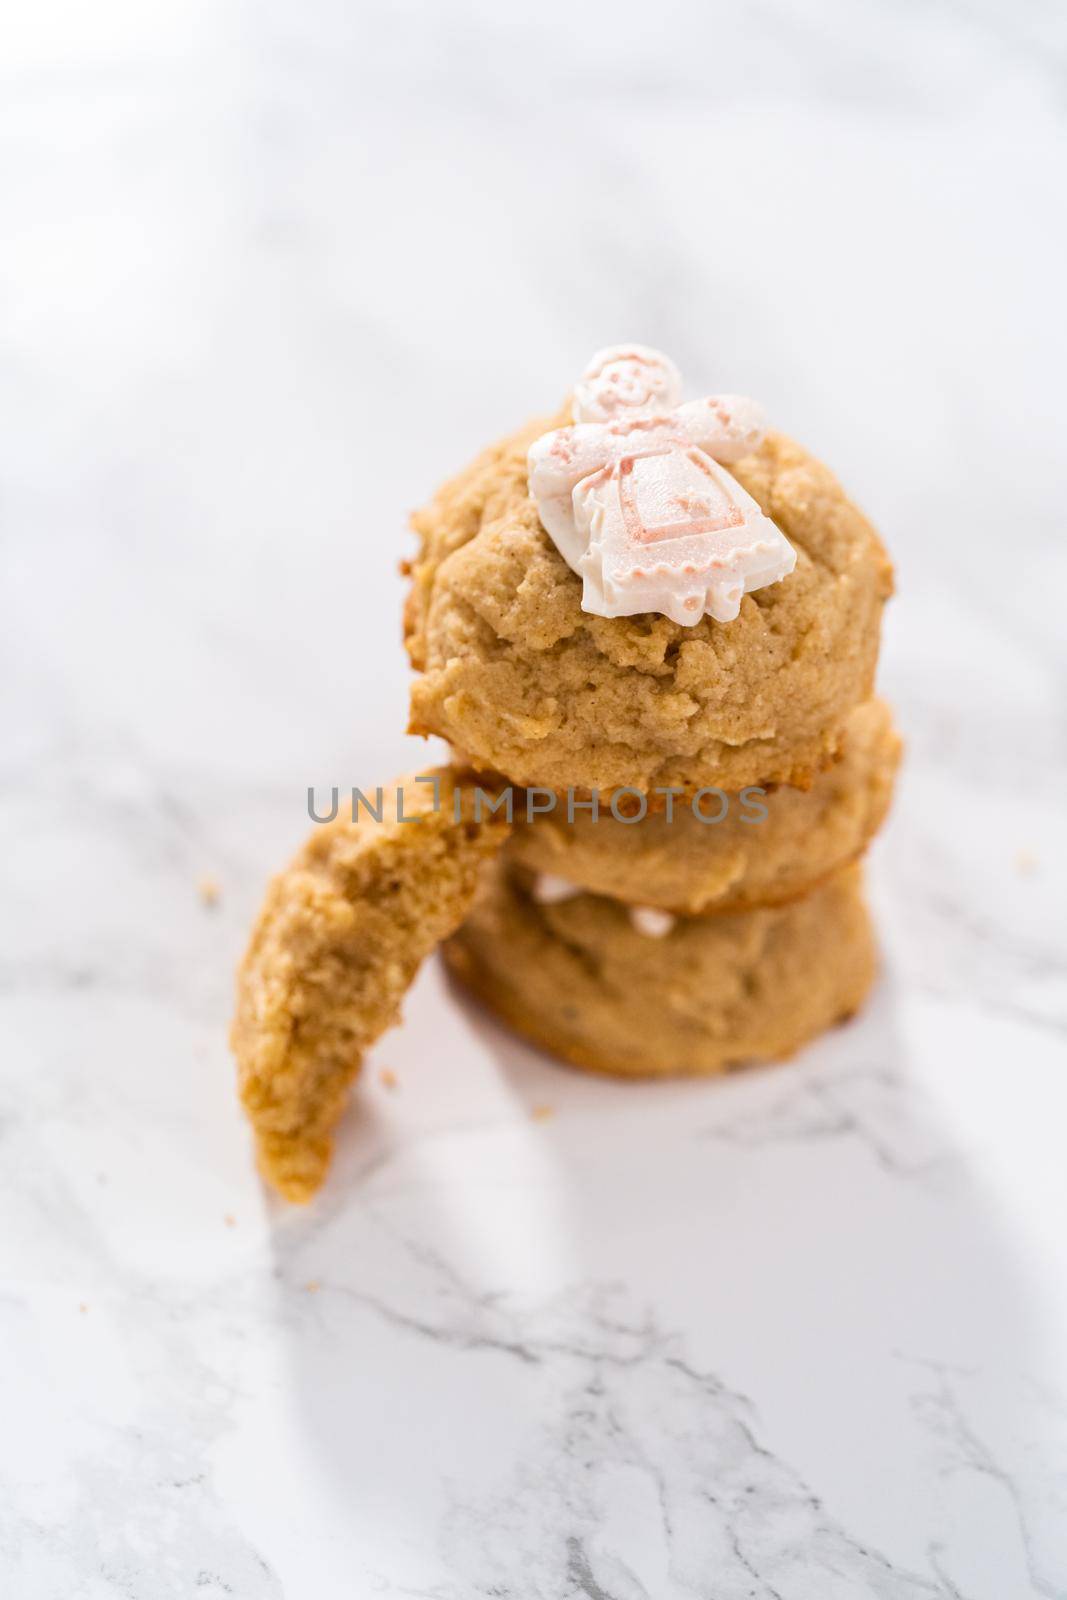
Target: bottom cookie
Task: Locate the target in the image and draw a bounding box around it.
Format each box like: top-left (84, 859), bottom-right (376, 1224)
top-left (444, 861), bottom-right (876, 1078)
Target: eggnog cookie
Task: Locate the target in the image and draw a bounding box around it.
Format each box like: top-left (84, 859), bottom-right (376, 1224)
top-left (444, 861), bottom-right (875, 1078)
top-left (231, 769), bottom-right (509, 1200)
top-left (407, 367), bottom-right (891, 795)
top-left (505, 699), bottom-right (901, 915)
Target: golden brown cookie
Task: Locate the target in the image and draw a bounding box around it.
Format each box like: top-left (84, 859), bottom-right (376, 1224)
top-left (231, 769), bottom-right (509, 1200)
top-left (407, 413), bottom-right (893, 794)
top-left (444, 861), bottom-right (876, 1078)
top-left (505, 699), bottom-right (901, 915)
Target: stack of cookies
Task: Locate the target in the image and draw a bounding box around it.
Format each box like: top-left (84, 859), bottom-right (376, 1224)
top-left (232, 343), bottom-right (899, 1199)
top-left (406, 345), bottom-right (899, 1079)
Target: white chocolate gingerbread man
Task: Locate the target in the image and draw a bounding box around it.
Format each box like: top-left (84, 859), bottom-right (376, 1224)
top-left (527, 345), bottom-right (795, 626)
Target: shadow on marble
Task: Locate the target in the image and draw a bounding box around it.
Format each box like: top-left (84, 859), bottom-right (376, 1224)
top-left (251, 972), bottom-right (1061, 1596)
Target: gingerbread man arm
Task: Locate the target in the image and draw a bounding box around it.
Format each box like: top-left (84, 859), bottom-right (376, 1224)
top-left (527, 423), bottom-right (615, 501)
top-left (674, 396), bottom-right (766, 464)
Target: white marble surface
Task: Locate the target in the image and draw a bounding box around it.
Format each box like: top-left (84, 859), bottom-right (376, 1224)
top-left (3, 2), bottom-right (1067, 1595)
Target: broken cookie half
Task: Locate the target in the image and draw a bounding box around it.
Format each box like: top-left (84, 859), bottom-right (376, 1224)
top-left (231, 768), bottom-right (510, 1201)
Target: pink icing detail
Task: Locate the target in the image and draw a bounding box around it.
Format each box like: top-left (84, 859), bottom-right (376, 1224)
top-left (617, 449), bottom-right (744, 546)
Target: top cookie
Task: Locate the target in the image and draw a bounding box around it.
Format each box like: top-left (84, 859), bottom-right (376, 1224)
top-left (406, 413), bottom-right (892, 794)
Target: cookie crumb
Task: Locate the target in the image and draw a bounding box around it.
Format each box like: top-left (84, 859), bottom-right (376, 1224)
top-left (223, 1213), bottom-right (236, 1228)
top-left (1014, 849), bottom-right (1038, 875)
top-left (379, 1067), bottom-right (399, 1090)
top-left (531, 1104), bottom-right (554, 1122)
top-left (305, 1280), bottom-right (320, 1294)
top-left (198, 874), bottom-right (221, 908)
top-left (79, 1303), bottom-right (88, 1314)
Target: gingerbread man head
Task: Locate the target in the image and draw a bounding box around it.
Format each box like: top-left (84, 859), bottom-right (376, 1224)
top-left (573, 345), bottom-right (682, 424)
